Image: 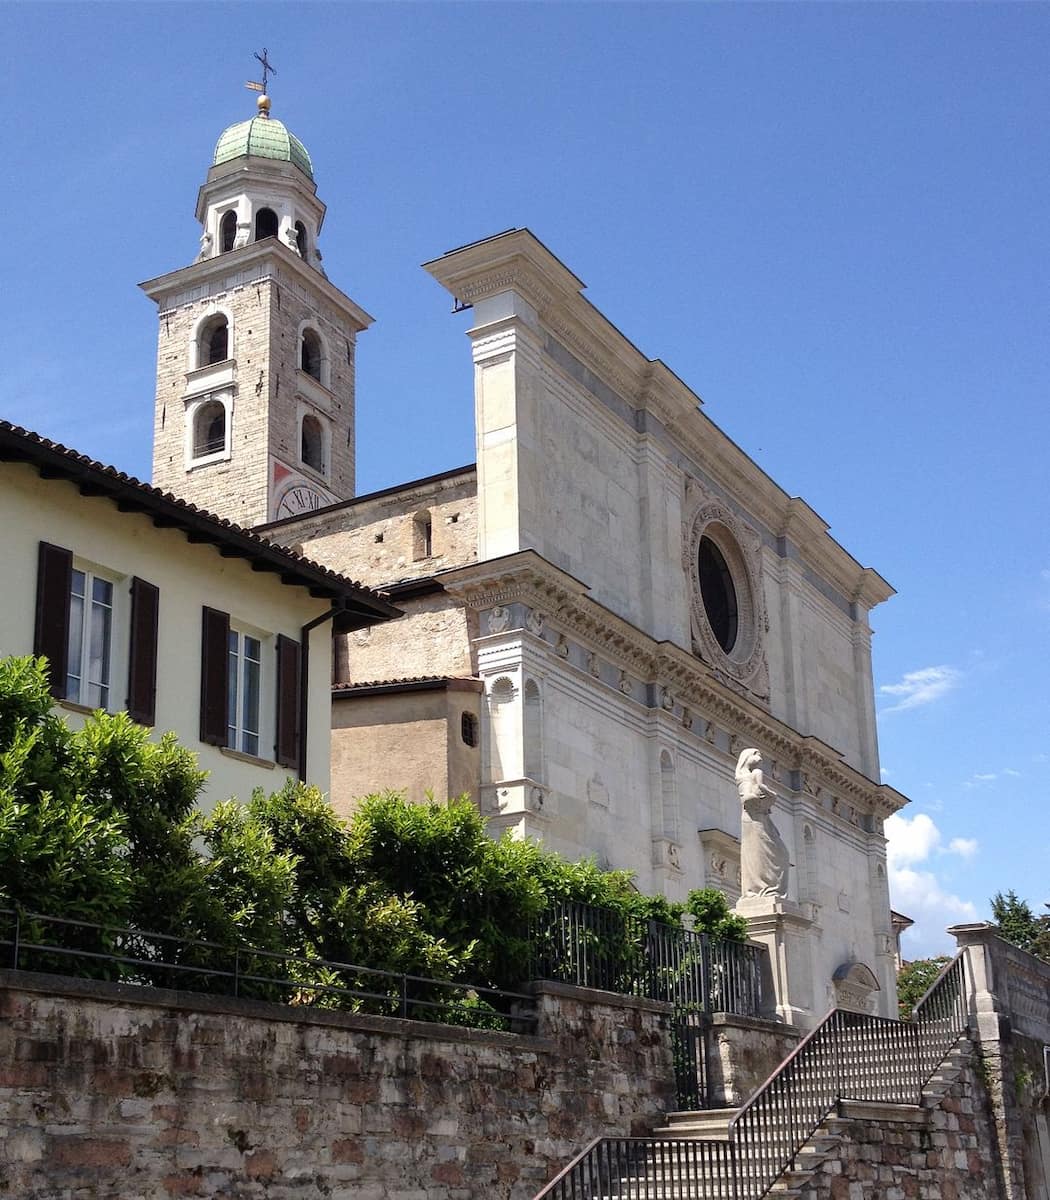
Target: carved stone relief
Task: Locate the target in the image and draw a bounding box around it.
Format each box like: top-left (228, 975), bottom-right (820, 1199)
top-left (487, 605), bottom-right (510, 635)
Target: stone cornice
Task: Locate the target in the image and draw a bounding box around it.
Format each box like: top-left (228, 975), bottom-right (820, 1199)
top-left (140, 240), bottom-right (374, 333)
top-left (437, 551), bottom-right (906, 821)
top-left (424, 229), bottom-right (894, 612)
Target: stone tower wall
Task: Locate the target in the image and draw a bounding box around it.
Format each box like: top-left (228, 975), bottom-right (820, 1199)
top-left (264, 262), bottom-right (358, 507)
top-left (150, 259), bottom-right (359, 528)
top-left (151, 274), bottom-right (275, 527)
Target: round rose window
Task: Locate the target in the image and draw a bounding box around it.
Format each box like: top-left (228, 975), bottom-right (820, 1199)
top-left (698, 535), bottom-right (738, 653)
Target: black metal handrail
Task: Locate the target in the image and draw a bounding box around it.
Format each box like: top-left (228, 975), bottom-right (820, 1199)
top-left (532, 1135), bottom-right (736, 1200)
top-left (0, 907), bottom-right (536, 1034)
top-left (728, 951), bottom-right (969, 1200)
top-left (531, 950), bottom-right (971, 1200)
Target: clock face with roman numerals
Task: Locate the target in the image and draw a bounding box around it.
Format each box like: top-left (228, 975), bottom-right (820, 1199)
top-left (274, 479), bottom-right (328, 520)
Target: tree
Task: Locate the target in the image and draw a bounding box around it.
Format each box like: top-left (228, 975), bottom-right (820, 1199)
top-left (0, 654), bottom-right (753, 1005)
top-left (897, 956), bottom-right (950, 1019)
top-left (990, 889), bottom-right (1050, 963)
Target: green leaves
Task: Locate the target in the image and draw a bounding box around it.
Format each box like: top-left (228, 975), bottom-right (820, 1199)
top-left (0, 655), bottom-right (749, 1007)
top-left (685, 888), bottom-right (748, 942)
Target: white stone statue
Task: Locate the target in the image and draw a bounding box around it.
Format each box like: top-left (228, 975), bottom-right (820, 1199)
top-left (736, 748), bottom-right (789, 898)
top-left (283, 225), bottom-right (302, 255)
top-left (196, 231), bottom-right (213, 262)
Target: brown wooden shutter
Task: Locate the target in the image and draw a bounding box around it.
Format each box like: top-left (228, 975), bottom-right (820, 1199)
top-left (127, 577), bottom-right (160, 726)
top-left (34, 542), bottom-right (72, 698)
top-left (200, 606), bottom-right (229, 745)
top-left (274, 634), bottom-right (301, 769)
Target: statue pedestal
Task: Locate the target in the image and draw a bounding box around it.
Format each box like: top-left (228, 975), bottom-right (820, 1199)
top-left (735, 896), bottom-right (818, 1027)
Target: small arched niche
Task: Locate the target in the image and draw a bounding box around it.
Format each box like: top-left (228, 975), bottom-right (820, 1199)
top-left (660, 749), bottom-right (678, 841)
top-left (412, 510), bottom-right (433, 560)
top-left (523, 679), bottom-right (543, 784)
top-left (832, 961), bottom-right (881, 1015)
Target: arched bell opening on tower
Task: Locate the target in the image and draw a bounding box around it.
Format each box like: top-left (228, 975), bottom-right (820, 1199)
top-left (255, 207), bottom-right (279, 241)
top-left (198, 315), bottom-right (229, 367)
top-left (300, 327), bottom-right (323, 381)
top-left (294, 221), bottom-right (308, 258)
top-left (300, 413), bottom-right (326, 475)
top-left (220, 211), bottom-right (237, 254)
top-left (191, 400), bottom-right (227, 460)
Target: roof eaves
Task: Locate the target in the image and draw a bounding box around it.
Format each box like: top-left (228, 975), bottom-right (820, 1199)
top-left (0, 421), bottom-right (400, 622)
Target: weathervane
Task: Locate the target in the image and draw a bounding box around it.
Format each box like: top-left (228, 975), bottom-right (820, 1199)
top-left (245, 48), bottom-right (277, 99)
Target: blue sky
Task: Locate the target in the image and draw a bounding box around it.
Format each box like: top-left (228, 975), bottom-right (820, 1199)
top-left (3, 2), bottom-right (1047, 956)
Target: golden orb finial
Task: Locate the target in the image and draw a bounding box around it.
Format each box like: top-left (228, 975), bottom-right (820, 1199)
top-left (257, 93), bottom-right (272, 117)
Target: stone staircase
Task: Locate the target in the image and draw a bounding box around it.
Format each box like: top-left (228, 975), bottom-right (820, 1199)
top-left (608, 1038), bottom-right (974, 1200)
top-left (534, 956), bottom-right (971, 1200)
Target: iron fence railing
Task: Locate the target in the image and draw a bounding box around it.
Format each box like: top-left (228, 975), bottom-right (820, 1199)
top-left (0, 907), bottom-right (536, 1035)
top-left (533, 949), bottom-right (971, 1200)
top-left (530, 899), bottom-right (766, 1018)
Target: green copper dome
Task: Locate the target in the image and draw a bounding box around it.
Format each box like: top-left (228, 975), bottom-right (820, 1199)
top-left (212, 115), bottom-right (313, 180)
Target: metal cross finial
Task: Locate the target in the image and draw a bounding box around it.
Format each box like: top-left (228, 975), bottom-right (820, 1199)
top-left (253, 47), bottom-right (277, 95)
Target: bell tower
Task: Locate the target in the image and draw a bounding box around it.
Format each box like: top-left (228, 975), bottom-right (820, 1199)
top-left (142, 88), bottom-right (372, 528)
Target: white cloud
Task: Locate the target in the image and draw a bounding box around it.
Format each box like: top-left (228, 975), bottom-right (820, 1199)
top-left (879, 666), bottom-right (960, 714)
top-left (884, 812), bottom-right (979, 957)
top-left (885, 812), bottom-right (941, 866)
top-left (891, 867), bottom-right (978, 957)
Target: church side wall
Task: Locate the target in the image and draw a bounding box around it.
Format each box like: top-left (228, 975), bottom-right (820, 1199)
top-left (285, 485), bottom-right (478, 583)
top-left (335, 593), bottom-right (477, 685)
top-left (330, 684), bottom-right (481, 813)
top-left (0, 973), bottom-right (675, 1200)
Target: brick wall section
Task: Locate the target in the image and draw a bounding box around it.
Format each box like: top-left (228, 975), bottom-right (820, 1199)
top-left (337, 594), bottom-right (478, 685)
top-left (0, 971), bottom-right (674, 1200)
top-left (268, 471), bottom-right (479, 584)
top-left (797, 1049), bottom-right (1006, 1200)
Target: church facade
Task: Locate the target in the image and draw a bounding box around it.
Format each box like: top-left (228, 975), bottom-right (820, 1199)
top-left (142, 97), bottom-right (908, 1027)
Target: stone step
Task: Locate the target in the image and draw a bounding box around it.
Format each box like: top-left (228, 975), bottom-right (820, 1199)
top-left (652, 1108), bottom-right (736, 1140)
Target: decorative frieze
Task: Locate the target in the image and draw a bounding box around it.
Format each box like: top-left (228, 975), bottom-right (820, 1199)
top-left (446, 553), bottom-right (905, 824)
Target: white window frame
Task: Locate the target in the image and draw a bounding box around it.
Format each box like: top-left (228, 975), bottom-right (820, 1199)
top-left (185, 392), bottom-right (233, 469)
top-left (226, 623), bottom-right (272, 760)
top-left (65, 562), bottom-right (125, 711)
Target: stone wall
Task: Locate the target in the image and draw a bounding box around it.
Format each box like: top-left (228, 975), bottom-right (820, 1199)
top-left (798, 1048), bottom-right (1005, 1200)
top-left (0, 971), bottom-right (674, 1200)
top-left (705, 1013), bottom-right (801, 1108)
top-left (338, 593), bottom-right (478, 685)
top-left (267, 469), bottom-right (478, 585)
top-left (950, 922), bottom-right (1050, 1200)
